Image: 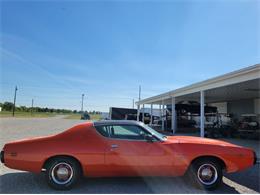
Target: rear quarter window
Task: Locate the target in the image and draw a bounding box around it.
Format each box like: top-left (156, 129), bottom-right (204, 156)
top-left (95, 126), bottom-right (109, 137)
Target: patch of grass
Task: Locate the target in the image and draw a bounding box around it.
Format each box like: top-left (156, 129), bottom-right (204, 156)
top-left (90, 114), bottom-right (102, 120)
top-left (0, 111), bottom-right (57, 118)
top-left (65, 113), bottom-right (102, 120)
top-left (64, 113), bottom-right (81, 119)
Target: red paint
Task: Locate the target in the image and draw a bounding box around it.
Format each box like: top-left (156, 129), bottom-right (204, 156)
top-left (2, 122), bottom-right (255, 177)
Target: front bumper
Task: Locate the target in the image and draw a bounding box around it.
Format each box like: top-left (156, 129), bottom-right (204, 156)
top-left (0, 151), bottom-right (4, 163)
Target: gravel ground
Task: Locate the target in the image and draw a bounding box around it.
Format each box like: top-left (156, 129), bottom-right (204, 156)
top-left (0, 117), bottom-right (259, 194)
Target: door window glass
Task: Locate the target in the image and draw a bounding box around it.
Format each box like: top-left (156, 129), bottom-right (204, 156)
top-left (110, 125), bottom-right (149, 140)
top-left (95, 124), bottom-right (158, 141)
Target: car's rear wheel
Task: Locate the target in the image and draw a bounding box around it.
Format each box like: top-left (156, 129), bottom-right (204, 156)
top-left (187, 158), bottom-right (223, 190)
top-left (45, 157), bottom-right (81, 190)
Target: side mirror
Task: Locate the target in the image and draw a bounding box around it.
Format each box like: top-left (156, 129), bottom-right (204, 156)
top-left (144, 134), bottom-right (154, 142)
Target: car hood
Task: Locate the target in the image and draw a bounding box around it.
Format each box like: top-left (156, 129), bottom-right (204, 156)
top-left (166, 136), bottom-right (240, 147)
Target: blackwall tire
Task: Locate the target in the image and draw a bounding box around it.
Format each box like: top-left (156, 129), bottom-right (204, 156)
top-left (187, 158), bottom-right (223, 190)
top-left (45, 157), bottom-right (81, 190)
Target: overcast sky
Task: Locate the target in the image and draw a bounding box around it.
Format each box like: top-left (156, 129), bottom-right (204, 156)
top-left (1, 0), bottom-right (259, 112)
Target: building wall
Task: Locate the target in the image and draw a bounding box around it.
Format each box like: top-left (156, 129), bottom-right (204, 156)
top-left (140, 108), bottom-right (161, 116)
top-left (227, 99), bottom-right (254, 119)
top-left (254, 98), bottom-right (260, 122)
top-left (254, 98), bottom-right (260, 114)
top-left (208, 102), bottom-right (227, 113)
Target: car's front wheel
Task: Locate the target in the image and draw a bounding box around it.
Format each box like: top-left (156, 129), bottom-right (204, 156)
top-left (45, 157), bottom-right (81, 190)
top-left (187, 158), bottom-right (223, 190)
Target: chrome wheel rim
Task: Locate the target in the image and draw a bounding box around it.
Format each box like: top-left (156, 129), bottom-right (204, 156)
top-left (51, 162), bottom-right (74, 185)
top-left (197, 163), bottom-right (218, 185)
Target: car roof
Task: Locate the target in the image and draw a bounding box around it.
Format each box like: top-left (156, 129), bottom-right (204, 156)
top-left (93, 120), bottom-right (143, 126)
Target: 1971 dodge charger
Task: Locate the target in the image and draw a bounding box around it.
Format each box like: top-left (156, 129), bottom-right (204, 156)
top-left (0, 120), bottom-right (257, 190)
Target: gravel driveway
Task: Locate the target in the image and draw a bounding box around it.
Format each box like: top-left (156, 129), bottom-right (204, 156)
top-left (0, 117), bottom-right (259, 193)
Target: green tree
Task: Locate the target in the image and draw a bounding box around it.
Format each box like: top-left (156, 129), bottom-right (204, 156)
top-left (2, 102), bottom-right (14, 111)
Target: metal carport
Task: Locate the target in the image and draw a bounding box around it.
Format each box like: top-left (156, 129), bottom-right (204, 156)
top-left (136, 64), bottom-right (260, 137)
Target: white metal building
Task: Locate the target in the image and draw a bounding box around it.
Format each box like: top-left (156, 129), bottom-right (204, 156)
top-left (136, 64), bottom-right (260, 137)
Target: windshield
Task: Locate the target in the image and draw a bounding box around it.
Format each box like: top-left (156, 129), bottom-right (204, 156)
top-left (141, 123), bottom-right (167, 141)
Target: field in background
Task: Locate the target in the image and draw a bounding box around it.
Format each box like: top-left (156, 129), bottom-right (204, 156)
top-left (0, 111), bottom-right (57, 118)
top-left (0, 111), bottom-right (102, 120)
top-left (64, 113), bottom-right (81, 119)
top-left (65, 113), bottom-right (102, 120)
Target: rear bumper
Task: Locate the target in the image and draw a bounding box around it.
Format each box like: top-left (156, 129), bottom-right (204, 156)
top-left (253, 151), bottom-right (257, 165)
top-left (0, 151), bottom-right (4, 163)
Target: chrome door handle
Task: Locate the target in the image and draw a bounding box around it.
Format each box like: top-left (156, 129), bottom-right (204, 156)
top-left (111, 144), bottom-right (118, 148)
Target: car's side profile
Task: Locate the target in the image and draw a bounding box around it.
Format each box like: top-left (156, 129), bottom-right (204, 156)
top-left (0, 120), bottom-right (257, 190)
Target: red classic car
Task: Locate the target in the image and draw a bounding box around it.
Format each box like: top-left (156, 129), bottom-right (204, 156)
top-left (0, 120), bottom-right (257, 190)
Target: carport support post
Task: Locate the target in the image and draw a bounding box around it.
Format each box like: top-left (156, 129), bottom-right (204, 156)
top-left (159, 104), bottom-right (162, 128)
top-left (159, 104), bottom-right (162, 118)
top-left (142, 104), bottom-right (145, 123)
top-left (200, 90), bottom-right (205, 137)
top-left (162, 100), bottom-right (165, 131)
top-left (137, 104), bottom-right (140, 121)
top-left (171, 96), bottom-right (176, 134)
top-left (150, 104), bottom-right (153, 125)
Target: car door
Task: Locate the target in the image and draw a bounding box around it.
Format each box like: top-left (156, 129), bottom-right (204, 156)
top-left (98, 124), bottom-right (175, 176)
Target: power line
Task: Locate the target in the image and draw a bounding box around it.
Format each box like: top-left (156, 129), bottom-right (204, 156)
top-left (2, 84), bottom-right (140, 111)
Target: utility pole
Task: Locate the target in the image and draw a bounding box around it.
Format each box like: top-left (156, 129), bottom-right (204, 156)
top-left (81, 94), bottom-right (84, 113)
top-left (12, 86), bottom-right (18, 117)
top-left (31, 99), bottom-right (34, 116)
top-left (137, 85), bottom-right (141, 121)
top-left (139, 85), bottom-right (141, 101)
top-left (132, 99), bottom-right (135, 109)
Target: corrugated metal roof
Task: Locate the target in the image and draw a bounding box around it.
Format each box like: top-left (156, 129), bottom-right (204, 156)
top-left (137, 64), bottom-right (260, 105)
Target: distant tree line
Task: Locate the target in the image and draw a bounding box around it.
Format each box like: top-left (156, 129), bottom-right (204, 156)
top-left (88, 111), bottom-right (102, 115)
top-left (0, 102), bottom-right (101, 114)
